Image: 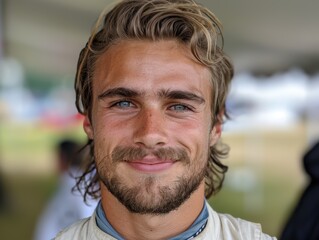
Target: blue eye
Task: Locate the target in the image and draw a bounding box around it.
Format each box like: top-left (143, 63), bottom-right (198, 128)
top-left (114, 101), bottom-right (133, 108)
top-left (169, 104), bottom-right (191, 112)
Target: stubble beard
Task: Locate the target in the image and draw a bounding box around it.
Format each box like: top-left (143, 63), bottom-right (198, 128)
top-left (96, 146), bottom-right (207, 215)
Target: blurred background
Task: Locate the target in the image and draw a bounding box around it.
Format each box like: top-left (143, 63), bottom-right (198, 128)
top-left (0, 0), bottom-right (319, 239)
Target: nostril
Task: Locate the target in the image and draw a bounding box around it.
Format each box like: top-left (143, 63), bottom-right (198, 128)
top-left (133, 133), bottom-right (167, 149)
top-left (133, 109), bottom-right (168, 148)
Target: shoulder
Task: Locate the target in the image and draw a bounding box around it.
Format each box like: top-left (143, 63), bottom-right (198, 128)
top-left (217, 213), bottom-right (276, 240)
top-left (53, 212), bottom-right (117, 240)
top-left (53, 217), bottom-right (91, 240)
top-left (202, 204), bottom-right (277, 240)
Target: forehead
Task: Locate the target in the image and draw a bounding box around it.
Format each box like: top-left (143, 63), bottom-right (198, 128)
top-left (93, 40), bottom-right (212, 97)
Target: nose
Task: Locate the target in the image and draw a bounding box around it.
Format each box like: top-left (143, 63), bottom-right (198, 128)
top-left (133, 108), bottom-right (168, 149)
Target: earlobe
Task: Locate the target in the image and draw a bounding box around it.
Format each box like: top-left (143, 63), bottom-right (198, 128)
top-left (210, 122), bottom-right (222, 146)
top-left (83, 116), bottom-right (94, 139)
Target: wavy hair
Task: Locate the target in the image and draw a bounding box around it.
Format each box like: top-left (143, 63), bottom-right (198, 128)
top-left (73, 0), bottom-right (234, 202)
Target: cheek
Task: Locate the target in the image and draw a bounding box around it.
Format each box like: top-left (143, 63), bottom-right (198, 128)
top-left (172, 116), bottom-right (206, 131)
top-left (93, 115), bottom-right (134, 151)
top-left (176, 120), bottom-right (211, 155)
top-left (95, 106), bottom-right (137, 130)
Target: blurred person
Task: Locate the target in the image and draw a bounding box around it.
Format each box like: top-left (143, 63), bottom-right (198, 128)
top-left (55, 0), bottom-right (276, 239)
top-left (34, 139), bottom-right (97, 240)
top-left (280, 140), bottom-right (319, 240)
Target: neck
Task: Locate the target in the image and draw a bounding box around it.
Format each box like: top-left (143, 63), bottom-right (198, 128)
top-left (100, 182), bottom-right (205, 240)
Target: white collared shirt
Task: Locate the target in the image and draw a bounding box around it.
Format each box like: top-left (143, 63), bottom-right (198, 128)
top-left (54, 202), bottom-right (277, 240)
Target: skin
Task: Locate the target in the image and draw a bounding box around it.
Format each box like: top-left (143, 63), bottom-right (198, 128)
top-left (83, 39), bottom-right (222, 240)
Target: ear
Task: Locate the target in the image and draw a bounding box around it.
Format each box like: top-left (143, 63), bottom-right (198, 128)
top-left (83, 115), bottom-right (94, 139)
top-left (209, 121), bottom-right (222, 146)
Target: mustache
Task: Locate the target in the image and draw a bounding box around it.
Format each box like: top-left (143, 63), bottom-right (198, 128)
top-left (111, 146), bottom-right (190, 164)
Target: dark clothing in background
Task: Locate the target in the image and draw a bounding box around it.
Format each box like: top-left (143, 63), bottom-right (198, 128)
top-left (280, 141), bottom-right (319, 240)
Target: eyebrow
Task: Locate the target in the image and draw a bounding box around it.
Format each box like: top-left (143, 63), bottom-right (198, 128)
top-left (98, 87), bottom-right (205, 104)
top-left (158, 89), bottom-right (205, 104)
top-left (98, 87), bottom-right (141, 99)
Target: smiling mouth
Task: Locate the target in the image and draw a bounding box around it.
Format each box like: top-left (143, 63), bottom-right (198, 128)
top-left (127, 159), bottom-right (175, 172)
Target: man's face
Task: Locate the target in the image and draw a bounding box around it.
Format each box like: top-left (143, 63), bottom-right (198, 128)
top-left (84, 40), bottom-right (221, 214)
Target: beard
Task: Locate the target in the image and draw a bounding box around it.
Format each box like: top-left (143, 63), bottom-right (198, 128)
top-left (96, 146), bottom-right (207, 215)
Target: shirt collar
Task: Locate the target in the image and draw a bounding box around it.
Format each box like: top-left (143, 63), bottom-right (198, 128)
top-left (95, 200), bottom-right (209, 239)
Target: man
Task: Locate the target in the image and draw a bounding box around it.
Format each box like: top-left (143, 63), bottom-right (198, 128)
top-left (55, 0), bottom-right (276, 239)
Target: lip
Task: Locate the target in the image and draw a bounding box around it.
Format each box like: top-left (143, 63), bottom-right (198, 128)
top-left (127, 160), bottom-right (174, 173)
